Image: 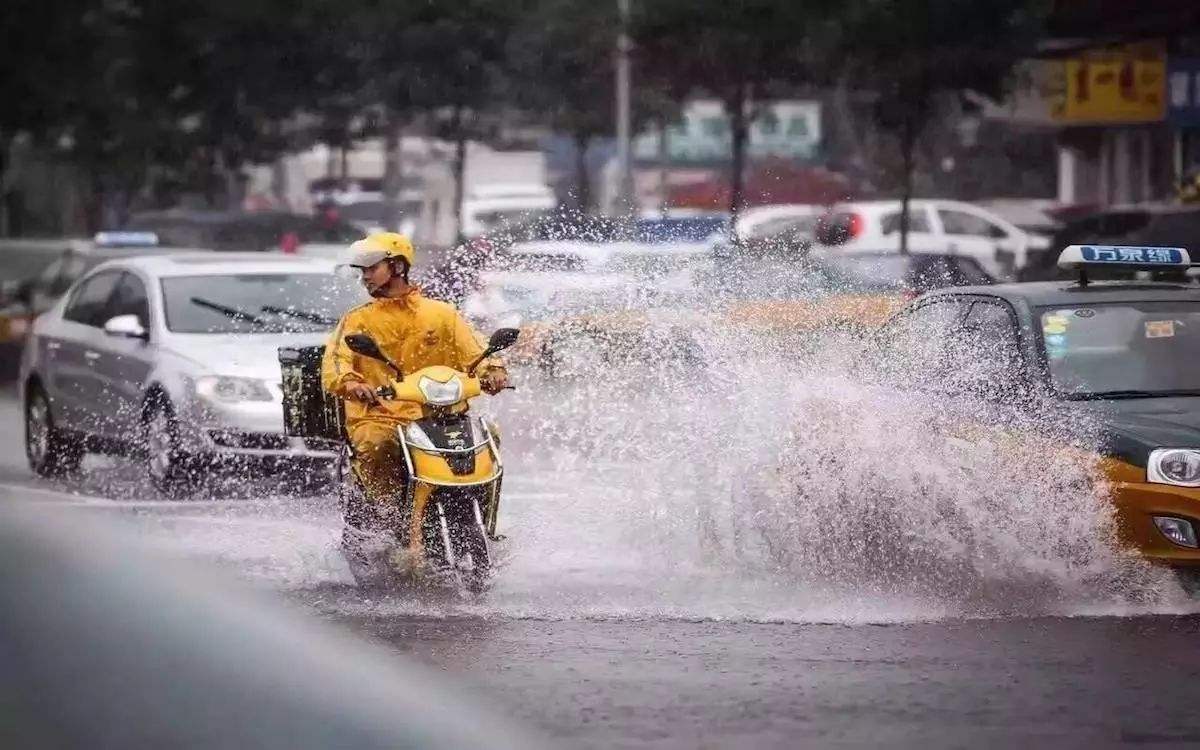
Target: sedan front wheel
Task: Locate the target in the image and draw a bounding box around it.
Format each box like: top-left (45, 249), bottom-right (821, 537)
top-left (143, 396), bottom-right (196, 497)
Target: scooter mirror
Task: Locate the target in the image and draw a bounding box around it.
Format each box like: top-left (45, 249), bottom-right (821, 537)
top-left (488, 328), bottom-right (520, 352)
top-left (344, 333), bottom-right (387, 362)
top-left (466, 328), bottom-right (522, 376)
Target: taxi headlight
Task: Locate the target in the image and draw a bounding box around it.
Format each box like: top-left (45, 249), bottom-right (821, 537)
top-left (404, 422), bottom-right (437, 451)
top-left (417, 376), bottom-right (462, 406)
top-left (1148, 449), bottom-right (1200, 488)
top-left (195, 375), bottom-right (273, 403)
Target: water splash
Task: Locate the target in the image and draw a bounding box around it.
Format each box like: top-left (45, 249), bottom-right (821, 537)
top-left (476, 320), bottom-right (1188, 622)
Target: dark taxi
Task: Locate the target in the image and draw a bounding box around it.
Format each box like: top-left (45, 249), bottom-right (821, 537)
top-left (868, 245), bottom-right (1200, 578)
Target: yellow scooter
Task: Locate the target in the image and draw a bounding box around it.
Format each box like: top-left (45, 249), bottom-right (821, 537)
top-left (341, 328), bottom-right (518, 593)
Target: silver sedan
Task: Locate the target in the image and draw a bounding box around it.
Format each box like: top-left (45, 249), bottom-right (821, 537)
top-left (20, 252), bottom-right (366, 495)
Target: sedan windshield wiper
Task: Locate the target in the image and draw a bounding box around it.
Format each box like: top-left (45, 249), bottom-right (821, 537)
top-left (260, 304), bottom-right (336, 326)
top-left (189, 297), bottom-right (271, 327)
top-left (1066, 389), bottom-right (1200, 401)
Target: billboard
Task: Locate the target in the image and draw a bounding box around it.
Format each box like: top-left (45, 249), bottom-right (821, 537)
top-left (1051, 42), bottom-right (1166, 124)
top-left (633, 100), bottom-right (822, 165)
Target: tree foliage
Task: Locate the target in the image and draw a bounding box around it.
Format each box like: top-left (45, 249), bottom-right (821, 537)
top-left (632, 0), bottom-right (839, 223)
top-left (2, 0), bottom-right (1052, 234)
top-left (837, 0), bottom-right (1049, 250)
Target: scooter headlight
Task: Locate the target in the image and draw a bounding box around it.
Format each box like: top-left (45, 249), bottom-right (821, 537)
top-left (418, 375), bottom-right (462, 406)
top-left (404, 422), bottom-right (437, 451)
top-left (1148, 449), bottom-right (1200, 488)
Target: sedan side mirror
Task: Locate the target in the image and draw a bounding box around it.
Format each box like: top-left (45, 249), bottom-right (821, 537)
top-left (103, 314), bottom-right (148, 341)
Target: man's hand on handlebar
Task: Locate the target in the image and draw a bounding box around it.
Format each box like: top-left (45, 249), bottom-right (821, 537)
top-left (344, 382), bottom-right (379, 405)
top-left (480, 370), bottom-right (510, 395)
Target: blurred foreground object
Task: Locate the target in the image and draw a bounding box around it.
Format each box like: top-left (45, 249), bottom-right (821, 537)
top-left (0, 500), bottom-right (540, 750)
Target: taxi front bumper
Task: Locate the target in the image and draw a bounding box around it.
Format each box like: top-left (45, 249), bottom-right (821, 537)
top-left (1113, 481), bottom-right (1200, 566)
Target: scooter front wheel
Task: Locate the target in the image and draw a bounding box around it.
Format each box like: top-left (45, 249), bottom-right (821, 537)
top-left (435, 495), bottom-right (492, 594)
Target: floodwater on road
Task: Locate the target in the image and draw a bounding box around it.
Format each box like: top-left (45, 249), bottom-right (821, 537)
top-left (4, 340), bottom-right (1200, 748)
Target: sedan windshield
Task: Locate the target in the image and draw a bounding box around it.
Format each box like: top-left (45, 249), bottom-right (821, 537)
top-left (161, 273), bottom-right (366, 333)
top-left (1039, 301), bottom-right (1200, 398)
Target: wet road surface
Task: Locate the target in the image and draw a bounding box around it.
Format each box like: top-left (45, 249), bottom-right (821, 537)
top-left (6, 393), bottom-right (1200, 748)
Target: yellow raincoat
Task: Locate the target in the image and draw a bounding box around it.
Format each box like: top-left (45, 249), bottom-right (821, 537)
top-left (321, 290), bottom-right (505, 509)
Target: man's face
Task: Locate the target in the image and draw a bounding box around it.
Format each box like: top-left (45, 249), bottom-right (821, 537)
top-left (360, 259), bottom-right (392, 292)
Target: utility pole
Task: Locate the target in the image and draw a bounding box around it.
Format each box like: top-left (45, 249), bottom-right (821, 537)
top-left (615, 0), bottom-right (634, 216)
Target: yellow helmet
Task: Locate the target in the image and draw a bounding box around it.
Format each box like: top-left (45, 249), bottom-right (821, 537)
top-left (342, 232), bottom-right (415, 269)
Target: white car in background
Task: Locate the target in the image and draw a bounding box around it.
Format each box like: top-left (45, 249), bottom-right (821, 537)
top-left (20, 253), bottom-right (367, 495)
top-left (733, 203), bottom-right (824, 240)
top-left (461, 270), bottom-right (643, 331)
top-left (461, 183), bottom-right (558, 239)
top-left (811, 199), bottom-right (1051, 280)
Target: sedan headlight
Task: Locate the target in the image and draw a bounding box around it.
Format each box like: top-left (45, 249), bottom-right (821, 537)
top-left (1147, 449), bottom-right (1200, 488)
top-left (417, 375), bottom-right (462, 406)
top-left (195, 375), bottom-right (274, 403)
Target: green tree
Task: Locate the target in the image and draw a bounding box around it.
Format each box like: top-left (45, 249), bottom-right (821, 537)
top-left (633, 0), bottom-right (836, 231)
top-left (839, 0), bottom-right (1049, 252)
top-left (507, 0), bottom-right (616, 213)
top-left (507, 0), bottom-right (677, 215)
top-left (399, 0), bottom-right (528, 242)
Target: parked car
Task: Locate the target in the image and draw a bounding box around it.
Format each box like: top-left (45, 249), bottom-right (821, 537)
top-left (634, 216), bottom-right (727, 244)
top-left (732, 203), bottom-right (824, 240)
top-left (0, 235), bottom-right (199, 381)
top-left (20, 253), bottom-right (367, 494)
top-left (123, 209), bottom-right (362, 252)
top-left (460, 184), bottom-right (558, 240)
top-left (711, 213), bottom-right (817, 259)
top-left (812, 199), bottom-right (1050, 280)
top-left (1020, 205), bottom-right (1200, 282)
top-left (325, 199), bottom-right (421, 237)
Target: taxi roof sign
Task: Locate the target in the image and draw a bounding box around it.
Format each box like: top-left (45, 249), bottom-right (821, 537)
top-left (1057, 244), bottom-right (1193, 288)
top-left (93, 231), bottom-right (159, 248)
top-left (1057, 244), bottom-right (1190, 270)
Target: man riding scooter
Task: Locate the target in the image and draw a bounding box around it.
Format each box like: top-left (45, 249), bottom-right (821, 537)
top-left (321, 232), bottom-right (510, 568)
